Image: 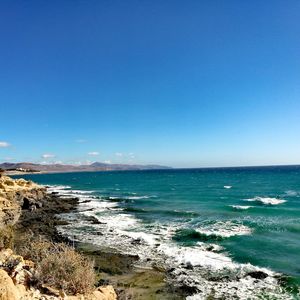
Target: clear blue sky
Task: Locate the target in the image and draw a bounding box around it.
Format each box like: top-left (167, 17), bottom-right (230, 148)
top-left (0, 0), bottom-right (299, 167)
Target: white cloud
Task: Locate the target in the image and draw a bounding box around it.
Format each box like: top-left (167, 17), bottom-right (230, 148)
top-left (129, 152), bottom-right (135, 158)
top-left (88, 151), bottom-right (100, 156)
top-left (41, 153), bottom-right (55, 159)
top-left (104, 160), bottom-right (111, 164)
top-left (0, 141), bottom-right (10, 148)
top-left (115, 152), bottom-right (123, 157)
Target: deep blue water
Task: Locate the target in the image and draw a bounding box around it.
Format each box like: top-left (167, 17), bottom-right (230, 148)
top-left (16, 166), bottom-right (300, 298)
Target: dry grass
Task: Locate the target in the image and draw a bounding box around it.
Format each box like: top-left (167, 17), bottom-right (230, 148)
top-left (16, 234), bottom-right (95, 295)
top-left (0, 225), bottom-right (15, 249)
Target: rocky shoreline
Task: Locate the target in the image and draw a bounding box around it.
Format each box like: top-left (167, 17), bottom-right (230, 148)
top-left (21, 191), bottom-right (184, 299)
top-left (0, 175), bottom-right (117, 299)
top-left (0, 175), bottom-right (185, 300)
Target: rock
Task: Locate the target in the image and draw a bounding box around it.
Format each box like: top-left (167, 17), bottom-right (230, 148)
top-left (66, 285), bottom-right (117, 300)
top-left (41, 284), bottom-right (61, 296)
top-left (0, 269), bottom-right (20, 300)
top-left (91, 285), bottom-right (117, 300)
top-left (0, 250), bottom-right (118, 300)
top-left (184, 262), bottom-right (194, 270)
top-left (151, 263), bottom-right (166, 273)
top-left (247, 271), bottom-right (268, 279)
top-left (0, 175), bottom-right (46, 229)
top-left (131, 238), bottom-right (142, 245)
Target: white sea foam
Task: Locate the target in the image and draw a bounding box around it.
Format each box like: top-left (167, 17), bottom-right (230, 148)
top-left (65, 189), bottom-right (94, 194)
top-left (46, 185), bottom-right (71, 191)
top-left (51, 184), bottom-right (295, 300)
top-left (79, 200), bottom-right (118, 212)
top-left (230, 205), bottom-right (253, 210)
top-left (158, 243), bottom-right (234, 269)
top-left (245, 197), bottom-right (286, 205)
top-left (196, 221), bottom-right (252, 238)
top-left (196, 242), bottom-right (224, 252)
top-left (93, 213), bottom-right (138, 230)
top-left (224, 185), bottom-right (232, 189)
top-left (116, 230), bottom-right (157, 245)
top-left (126, 195), bottom-right (155, 200)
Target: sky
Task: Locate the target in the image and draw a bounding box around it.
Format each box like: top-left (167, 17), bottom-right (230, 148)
top-left (0, 0), bottom-right (299, 168)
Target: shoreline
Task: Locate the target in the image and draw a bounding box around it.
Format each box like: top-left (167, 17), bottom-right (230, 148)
top-left (6, 174), bottom-right (299, 299)
top-left (13, 189), bottom-right (185, 299)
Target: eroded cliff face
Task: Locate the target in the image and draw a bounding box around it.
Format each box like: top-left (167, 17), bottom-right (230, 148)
top-left (0, 175), bottom-right (46, 228)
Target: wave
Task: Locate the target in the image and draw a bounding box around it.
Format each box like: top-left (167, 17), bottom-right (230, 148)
top-left (126, 195), bottom-right (152, 200)
top-left (196, 221), bottom-right (252, 238)
top-left (124, 207), bottom-right (199, 219)
top-left (79, 200), bottom-right (118, 212)
top-left (224, 185), bottom-right (232, 189)
top-left (91, 213), bottom-right (139, 230)
top-left (173, 228), bottom-right (224, 242)
top-left (46, 185), bottom-right (71, 191)
top-left (124, 207), bottom-right (147, 213)
top-left (46, 182), bottom-right (296, 299)
top-left (230, 205), bottom-right (253, 210)
top-left (64, 189), bottom-right (94, 194)
top-left (173, 221), bottom-right (252, 242)
top-left (245, 197), bottom-right (287, 205)
top-left (106, 195), bottom-right (155, 202)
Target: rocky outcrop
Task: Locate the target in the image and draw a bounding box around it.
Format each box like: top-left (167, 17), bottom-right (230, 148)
top-left (0, 175), bottom-right (46, 228)
top-left (0, 176), bottom-right (117, 300)
top-left (0, 248), bottom-right (117, 300)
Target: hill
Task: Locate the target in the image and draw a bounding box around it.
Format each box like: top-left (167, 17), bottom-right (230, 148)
top-left (0, 162), bottom-right (171, 173)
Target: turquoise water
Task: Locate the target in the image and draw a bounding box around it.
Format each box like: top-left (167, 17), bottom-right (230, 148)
top-left (16, 166), bottom-right (300, 298)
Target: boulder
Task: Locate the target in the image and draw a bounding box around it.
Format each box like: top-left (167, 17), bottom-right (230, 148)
top-left (0, 269), bottom-right (20, 300)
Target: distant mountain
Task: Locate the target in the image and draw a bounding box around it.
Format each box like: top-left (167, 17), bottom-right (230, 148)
top-left (0, 162), bottom-right (171, 173)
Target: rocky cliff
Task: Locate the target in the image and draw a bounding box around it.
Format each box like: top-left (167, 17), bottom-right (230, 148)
top-left (0, 175), bottom-right (46, 229)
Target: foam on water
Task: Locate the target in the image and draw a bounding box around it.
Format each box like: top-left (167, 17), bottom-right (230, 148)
top-left (79, 200), bottom-right (118, 212)
top-left (49, 185), bottom-right (296, 300)
top-left (65, 189), bottom-right (94, 194)
top-left (126, 195), bottom-right (152, 200)
top-left (46, 185), bottom-right (71, 191)
top-left (196, 242), bottom-right (224, 252)
top-left (224, 185), bottom-right (232, 189)
top-left (230, 205), bottom-right (253, 210)
top-left (196, 221), bottom-right (252, 238)
top-left (245, 196), bottom-right (287, 205)
top-left (93, 213), bottom-right (139, 229)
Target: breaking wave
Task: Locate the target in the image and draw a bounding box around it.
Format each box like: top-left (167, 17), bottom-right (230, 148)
top-left (230, 205), bottom-right (253, 210)
top-left (46, 185), bottom-right (296, 300)
top-left (245, 197), bottom-right (287, 205)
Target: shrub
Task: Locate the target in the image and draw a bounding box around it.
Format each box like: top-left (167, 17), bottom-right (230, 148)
top-left (0, 225), bottom-right (15, 249)
top-left (16, 235), bottom-right (95, 295)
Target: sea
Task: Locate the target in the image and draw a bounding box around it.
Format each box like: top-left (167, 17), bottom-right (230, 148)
top-left (16, 165), bottom-right (300, 299)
